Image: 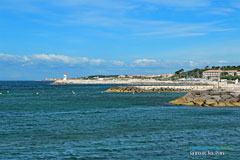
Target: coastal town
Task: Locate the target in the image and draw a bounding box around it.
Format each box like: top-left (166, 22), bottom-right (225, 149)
top-left (49, 66), bottom-right (240, 85)
top-left (49, 66), bottom-right (240, 107)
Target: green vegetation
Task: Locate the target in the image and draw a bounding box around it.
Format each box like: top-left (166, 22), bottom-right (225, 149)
top-left (220, 72), bottom-right (240, 80)
top-left (210, 65), bottom-right (240, 71)
top-left (172, 65), bottom-right (240, 80)
top-left (87, 75), bottom-right (119, 79)
top-left (172, 68), bottom-right (205, 80)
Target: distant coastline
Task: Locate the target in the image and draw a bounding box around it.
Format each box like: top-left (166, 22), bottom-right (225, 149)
top-left (50, 79), bottom-right (214, 85)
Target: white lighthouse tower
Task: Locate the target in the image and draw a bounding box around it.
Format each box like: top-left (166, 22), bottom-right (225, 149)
top-left (63, 73), bottom-right (67, 80)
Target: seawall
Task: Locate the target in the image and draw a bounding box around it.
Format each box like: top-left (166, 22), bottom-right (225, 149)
top-left (170, 89), bottom-right (240, 107)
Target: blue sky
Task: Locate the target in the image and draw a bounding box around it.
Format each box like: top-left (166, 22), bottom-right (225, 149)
top-left (1, 0), bottom-right (240, 80)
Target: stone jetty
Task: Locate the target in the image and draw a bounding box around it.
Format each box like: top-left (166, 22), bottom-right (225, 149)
top-left (170, 89), bottom-right (240, 107)
top-left (50, 79), bottom-right (216, 85)
top-left (107, 86), bottom-right (240, 107)
top-left (106, 86), bottom-right (214, 93)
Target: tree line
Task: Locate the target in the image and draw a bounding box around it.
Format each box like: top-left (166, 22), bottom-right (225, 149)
top-left (172, 65), bottom-right (240, 80)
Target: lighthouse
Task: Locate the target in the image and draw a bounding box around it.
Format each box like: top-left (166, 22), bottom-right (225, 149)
top-left (63, 73), bottom-right (67, 80)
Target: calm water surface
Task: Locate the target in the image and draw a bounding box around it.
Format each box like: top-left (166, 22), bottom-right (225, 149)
top-left (0, 81), bottom-right (239, 159)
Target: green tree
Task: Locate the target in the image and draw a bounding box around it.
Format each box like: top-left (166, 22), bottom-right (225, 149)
top-left (175, 69), bottom-right (184, 75)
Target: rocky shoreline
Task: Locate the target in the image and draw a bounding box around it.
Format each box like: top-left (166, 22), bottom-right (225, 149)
top-left (106, 86), bottom-right (214, 93)
top-left (106, 86), bottom-right (240, 107)
top-left (170, 89), bottom-right (240, 107)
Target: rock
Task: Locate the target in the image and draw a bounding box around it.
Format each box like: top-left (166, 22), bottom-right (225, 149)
top-left (193, 98), bottom-right (204, 106)
top-left (209, 91), bottom-right (222, 95)
top-left (225, 101), bottom-right (235, 107)
top-left (199, 95), bottom-right (212, 101)
top-left (230, 92), bottom-right (240, 98)
top-left (230, 97), bottom-right (240, 102)
top-left (170, 97), bottom-right (185, 105)
top-left (216, 102), bottom-right (226, 107)
top-left (107, 86), bottom-right (240, 107)
top-left (232, 102), bottom-right (240, 106)
top-left (184, 93), bottom-right (194, 101)
top-left (205, 99), bottom-right (217, 106)
top-left (107, 86), bottom-right (195, 93)
top-left (211, 96), bottom-right (221, 102)
top-left (182, 102), bottom-right (195, 106)
top-left (221, 95), bottom-right (232, 100)
top-left (194, 91), bottom-right (202, 96)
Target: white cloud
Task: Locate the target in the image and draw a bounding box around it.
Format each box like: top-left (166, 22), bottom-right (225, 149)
top-left (176, 33), bottom-right (207, 37)
top-left (32, 54), bottom-right (89, 64)
top-left (0, 53), bottom-right (30, 62)
top-left (2, 52), bottom-right (240, 80)
top-left (23, 56), bottom-right (30, 62)
top-left (131, 59), bottom-right (215, 69)
top-left (132, 59), bottom-right (160, 67)
top-left (189, 60), bottom-right (195, 67)
top-left (140, 0), bottom-right (210, 7)
top-left (0, 53), bottom-right (116, 66)
top-left (32, 54), bottom-right (106, 65)
top-left (135, 59), bottom-right (158, 64)
top-left (208, 8), bottom-right (234, 15)
top-left (89, 59), bottom-right (105, 65)
top-left (53, 0), bottom-right (137, 10)
top-left (134, 21), bottom-right (234, 38)
top-left (218, 60), bottom-right (229, 63)
top-left (111, 60), bottom-right (125, 66)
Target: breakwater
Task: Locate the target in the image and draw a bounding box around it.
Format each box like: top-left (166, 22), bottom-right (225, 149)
top-left (170, 89), bottom-right (240, 107)
top-left (107, 86), bottom-right (240, 107)
top-left (106, 86), bottom-right (214, 93)
top-left (50, 79), bottom-right (216, 85)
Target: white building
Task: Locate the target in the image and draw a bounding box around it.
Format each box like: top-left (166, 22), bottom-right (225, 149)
top-left (203, 70), bottom-right (240, 80)
top-left (63, 73), bottom-right (67, 80)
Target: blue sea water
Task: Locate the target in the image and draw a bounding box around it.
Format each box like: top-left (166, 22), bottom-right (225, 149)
top-left (0, 81), bottom-right (239, 160)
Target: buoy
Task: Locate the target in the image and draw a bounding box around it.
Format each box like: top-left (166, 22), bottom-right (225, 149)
top-left (72, 90), bottom-right (75, 94)
top-left (36, 92), bottom-right (39, 95)
top-left (7, 91), bottom-right (9, 93)
top-left (0, 92), bottom-right (2, 95)
top-left (132, 92), bottom-right (135, 95)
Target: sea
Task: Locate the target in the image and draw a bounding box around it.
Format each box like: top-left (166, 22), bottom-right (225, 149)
top-left (0, 81), bottom-right (239, 160)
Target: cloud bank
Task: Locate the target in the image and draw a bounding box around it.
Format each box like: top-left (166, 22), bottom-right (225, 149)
top-left (1, 52), bottom-right (239, 80)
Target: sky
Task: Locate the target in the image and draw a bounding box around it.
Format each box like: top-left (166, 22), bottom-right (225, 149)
top-left (1, 0), bottom-right (240, 80)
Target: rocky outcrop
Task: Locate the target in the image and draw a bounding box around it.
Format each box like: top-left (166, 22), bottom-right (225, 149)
top-left (170, 89), bottom-right (240, 107)
top-left (107, 86), bottom-right (188, 93)
top-left (106, 86), bottom-right (213, 93)
top-left (107, 86), bottom-right (240, 107)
